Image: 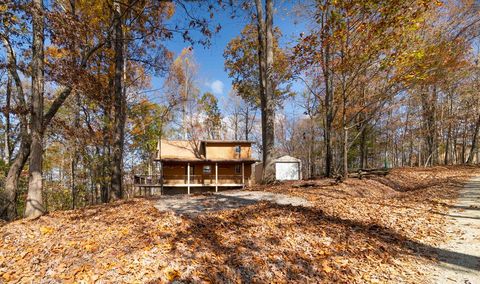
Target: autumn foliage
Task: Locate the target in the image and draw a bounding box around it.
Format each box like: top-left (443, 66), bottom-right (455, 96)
top-left (1, 166), bottom-right (478, 282)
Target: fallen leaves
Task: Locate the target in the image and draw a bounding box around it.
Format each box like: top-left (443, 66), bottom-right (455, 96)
top-left (0, 166), bottom-right (478, 283)
top-left (165, 267), bottom-right (180, 281)
top-left (40, 226), bottom-right (54, 235)
top-left (322, 260), bottom-right (333, 273)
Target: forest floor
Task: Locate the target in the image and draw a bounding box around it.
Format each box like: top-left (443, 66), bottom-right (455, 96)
top-left (0, 166), bottom-right (479, 283)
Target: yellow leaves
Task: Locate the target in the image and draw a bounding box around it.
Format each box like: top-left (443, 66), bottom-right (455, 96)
top-left (164, 267), bottom-right (180, 281)
top-left (84, 243), bottom-right (98, 253)
top-left (46, 46), bottom-right (67, 60)
top-left (165, 2), bottom-right (175, 18)
top-left (322, 260), bottom-right (333, 273)
top-left (120, 227), bottom-right (130, 236)
top-left (40, 226), bottom-right (55, 235)
top-left (1, 271), bottom-right (14, 282)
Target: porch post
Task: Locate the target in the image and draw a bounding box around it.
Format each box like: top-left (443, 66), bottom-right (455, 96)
top-left (187, 162), bottom-right (190, 194)
top-left (242, 162), bottom-right (245, 189)
top-left (160, 161), bottom-right (163, 195)
top-left (215, 162), bottom-right (218, 192)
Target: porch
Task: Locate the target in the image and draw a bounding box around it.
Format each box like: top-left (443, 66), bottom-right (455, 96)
top-left (134, 160), bottom-right (253, 195)
top-left (134, 174), bottom-right (248, 186)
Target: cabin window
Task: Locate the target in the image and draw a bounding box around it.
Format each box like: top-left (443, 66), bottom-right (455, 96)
top-left (235, 145), bottom-right (241, 153)
top-left (203, 165), bottom-right (211, 174)
top-left (235, 164), bottom-right (241, 174)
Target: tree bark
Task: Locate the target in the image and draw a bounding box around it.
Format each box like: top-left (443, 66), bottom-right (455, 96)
top-left (342, 127), bottom-right (348, 176)
top-left (341, 82), bottom-right (348, 177)
top-left (110, 0), bottom-right (125, 200)
top-left (359, 125), bottom-right (367, 169)
top-left (421, 87), bottom-right (437, 166)
top-left (1, 34), bottom-right (29, 220)
top-left (25, 0), bottom-right (45, 219)
top-left (321, 9), bottom-right (334, 177)
top-left (263, 0), bottom-right (275, 183)
top-left (255, 0), bottom-right (275, 183)
top-left (467, 114), bottom-right (480, 164)
top-left (244, 106), bottom-right (249, 140)
top-left (3, 75), bottom-right (11, 163)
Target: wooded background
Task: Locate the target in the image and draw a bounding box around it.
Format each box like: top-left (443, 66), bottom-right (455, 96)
top-left (1, 0), bottom-right (480, 220)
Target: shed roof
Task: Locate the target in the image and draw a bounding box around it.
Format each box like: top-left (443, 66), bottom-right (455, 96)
top-left (274, 155), bottom-right (301, 162)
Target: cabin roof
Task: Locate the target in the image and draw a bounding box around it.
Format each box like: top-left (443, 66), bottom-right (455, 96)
top-left (156, 139), bottom-right (256, 163)
top-left (158, 140), bottom-right (204, 160)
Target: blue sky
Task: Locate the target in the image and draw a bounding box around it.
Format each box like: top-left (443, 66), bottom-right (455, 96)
top-left (149, 2), bottom-right (307, 110)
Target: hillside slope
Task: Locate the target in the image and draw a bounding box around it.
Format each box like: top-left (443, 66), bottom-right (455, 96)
top-left (1, 166), bottom-right (478, 283)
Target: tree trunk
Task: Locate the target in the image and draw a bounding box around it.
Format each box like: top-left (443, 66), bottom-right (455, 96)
top-left (341, 84), bottom-right (348, 177)
top-left (1, 33), bottom-right (29, 221)
top-left (263, 0), bottom-right (275, 183)
top-left (323, 43), bottom-right (333, 176)
top-left (25, 0), bottom-right (45, 219)
top-left (255, 0), bottom-right (275, 183)
top-left (467, 114), bottom-right (480, 164)
top-left (1, 135), bottom-right (30, 221)
top-left (359, 125), bottom-right (367, 169)
top-left (3, 75), bottom-right (11, 163)
top-left (110, 0), bottom-right (125, 200)
top-left (244, 106), bottom-right (249, 140)
top-left (445, 124), bottom-right (451, 165)
top-left (342, 127), bottom-right (348, 177)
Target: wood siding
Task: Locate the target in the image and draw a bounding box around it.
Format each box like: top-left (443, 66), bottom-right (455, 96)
top-left (162, 162), bottom-right (251, 185)
top-left (205, 142), bottom-right (252, 159)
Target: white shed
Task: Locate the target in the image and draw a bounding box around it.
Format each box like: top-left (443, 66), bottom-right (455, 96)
top-left (274, 155), bottom-right (302, 181)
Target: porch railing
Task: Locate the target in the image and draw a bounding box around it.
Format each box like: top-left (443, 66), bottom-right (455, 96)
top-left (134, 174), bottom-right (247, 185)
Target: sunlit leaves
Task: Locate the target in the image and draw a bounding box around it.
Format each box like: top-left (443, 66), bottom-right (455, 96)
top-left (224, 23), bottom-right (292, 106)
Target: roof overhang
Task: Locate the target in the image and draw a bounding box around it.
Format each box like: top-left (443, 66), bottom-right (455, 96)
top-left (202, 140), bottom-right (255, 145)
top-left (155, 158), bottom-right (258, 164)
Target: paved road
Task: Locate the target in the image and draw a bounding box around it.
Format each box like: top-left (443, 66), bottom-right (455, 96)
top-left (430, 176), bottom-right (480, 283)
top-left (154, 190), bottom-right (311, 215)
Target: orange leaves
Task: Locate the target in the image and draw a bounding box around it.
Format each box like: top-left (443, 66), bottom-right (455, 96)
top-left (165, 267), bottom-right (181, 281)
top-left (84, 243), bottom-right (99, 253)
top-left (322, 260), bottom-right (333, 273)
top-left (0, 167), bottom-right (477, 282)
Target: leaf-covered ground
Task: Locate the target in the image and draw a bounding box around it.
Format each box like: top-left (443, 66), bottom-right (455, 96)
top-left (1, 166), bottom-right (478, 283)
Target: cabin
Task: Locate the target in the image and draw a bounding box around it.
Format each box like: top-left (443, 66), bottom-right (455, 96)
top-left (134, 140), bottom-right (257, 195)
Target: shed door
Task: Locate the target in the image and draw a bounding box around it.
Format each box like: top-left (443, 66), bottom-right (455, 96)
top-left (275, 162), bottom-right (299, 180)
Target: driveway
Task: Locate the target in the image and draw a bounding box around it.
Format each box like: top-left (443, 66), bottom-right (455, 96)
top-left (429, 176), bottom-right (480, 283)
top-left (154, 190), bottom-right (311, 215)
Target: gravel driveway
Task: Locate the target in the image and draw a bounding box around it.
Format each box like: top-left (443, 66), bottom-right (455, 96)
top-left (429, 176), bottom-right (480, 283)
top-left (154, 190), bottom-right (311, 215)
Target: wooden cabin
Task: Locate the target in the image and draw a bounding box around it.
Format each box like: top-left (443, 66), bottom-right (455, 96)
top-left (134, 140), bottom-right (257, 194)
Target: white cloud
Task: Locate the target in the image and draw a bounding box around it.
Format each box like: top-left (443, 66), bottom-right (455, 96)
top-left (207, 80), bottom-right (224, 95)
